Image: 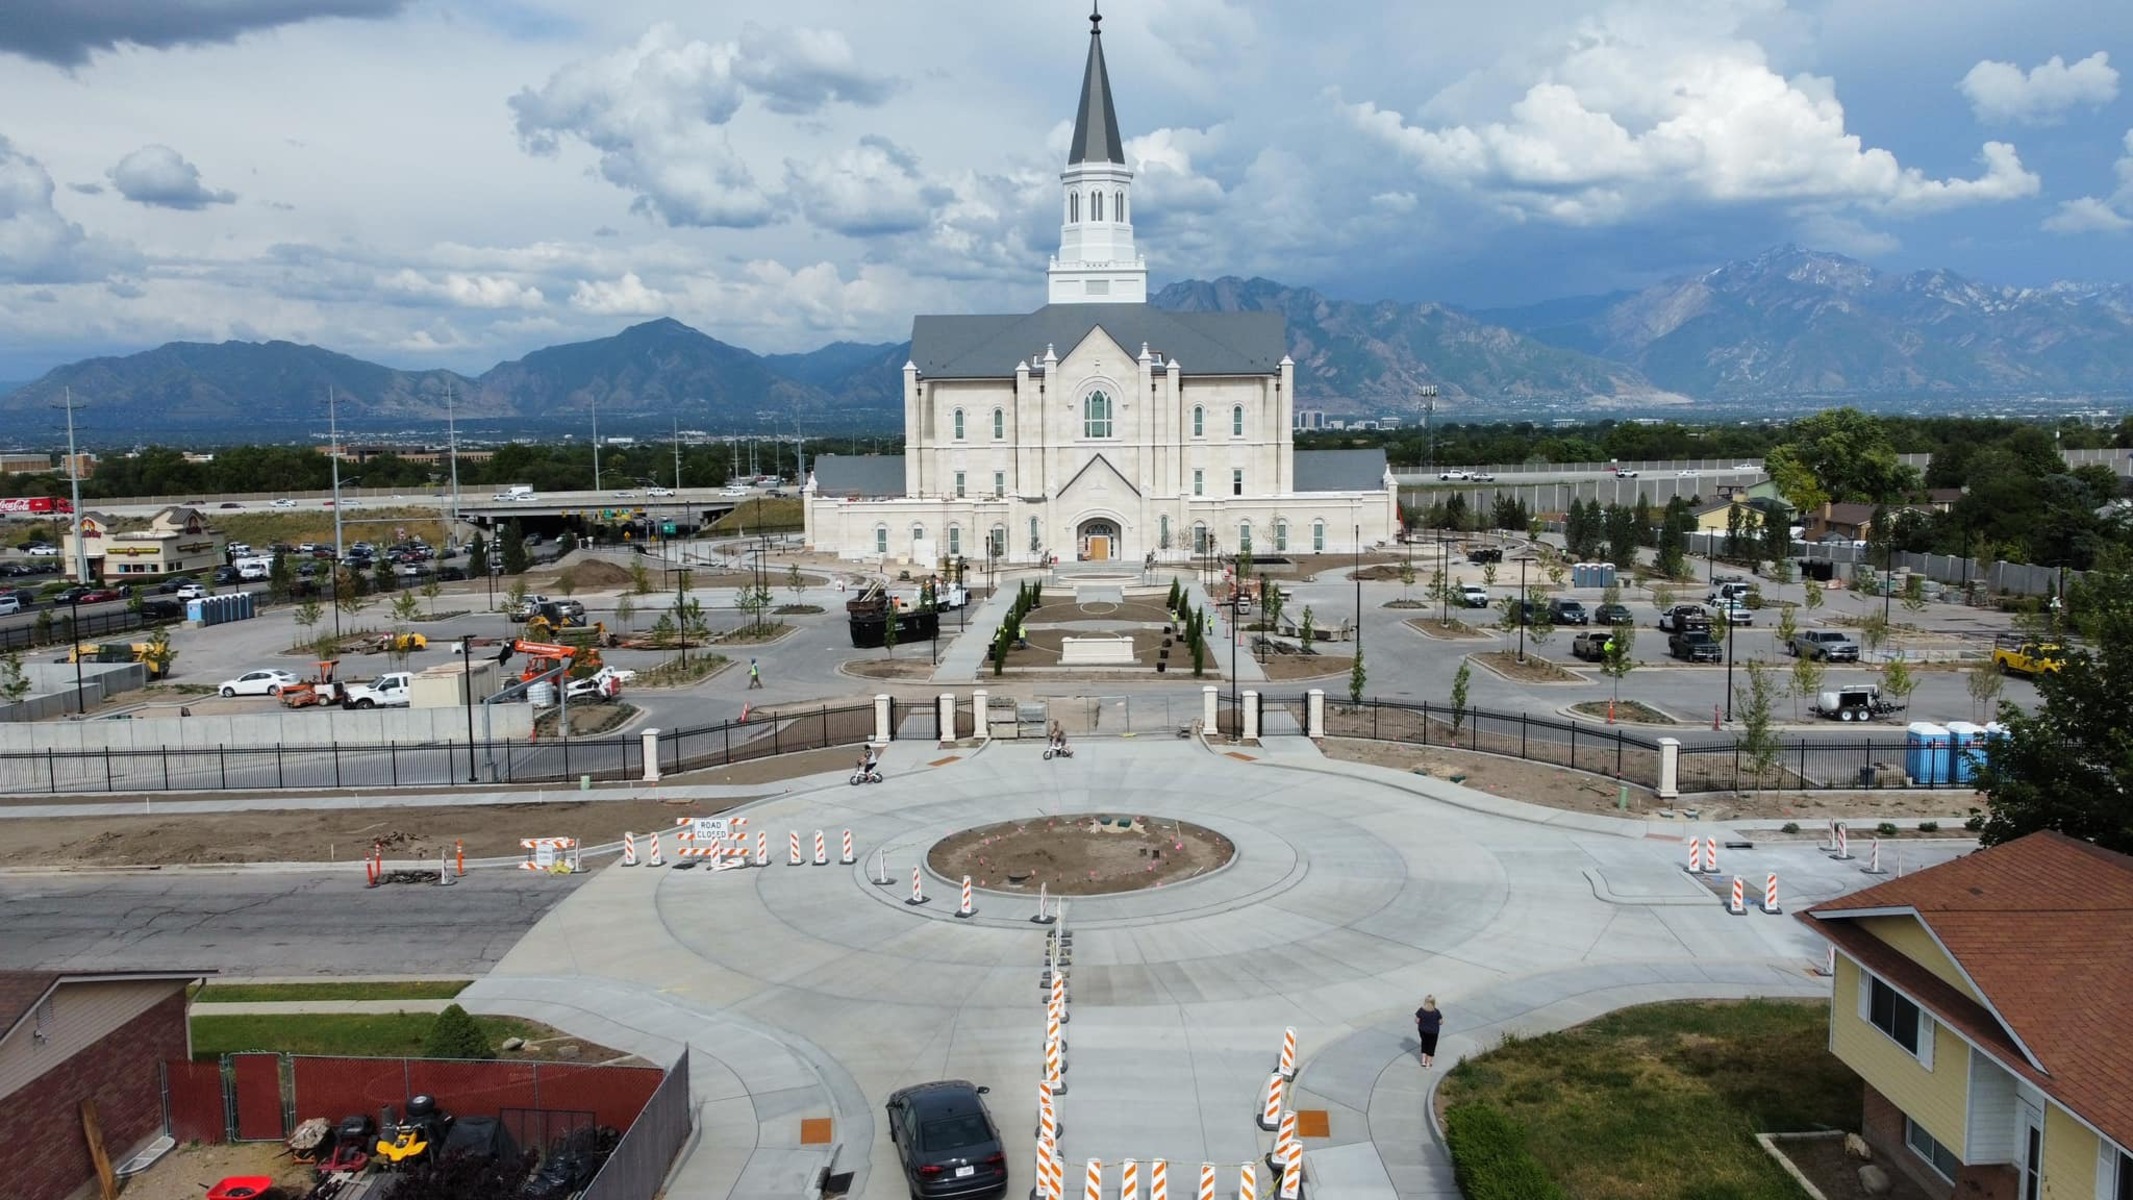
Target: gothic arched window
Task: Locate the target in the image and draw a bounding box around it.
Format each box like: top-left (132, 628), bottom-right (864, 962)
top-left (1083, 391), bottom-right (1113, 438)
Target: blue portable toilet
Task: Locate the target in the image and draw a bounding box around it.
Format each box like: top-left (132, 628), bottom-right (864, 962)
top-left (1944, 721), bottom-right (1985, 784)
top-left (1905, 722), bottom-right (1951, 785)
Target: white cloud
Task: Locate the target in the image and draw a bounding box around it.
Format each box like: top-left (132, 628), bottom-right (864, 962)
top-left (1342, 3), bottom-right (2040, 226)
top-left (381, 269), bottom-right (546, 309)
top-left (786, 137), bottom-right (942, 237)
top-left (0, 135), bottom-right (136, 283)
top-left (2043, 130), bottom-right (2133, 234)
top-left (108, 145), bottom-right (236, 210)
top-left (1959, 52), bottom-right (2118, 125)
top-left (509, 22), bottom-right (897, 229)
top-left (569, 271), bottom-right (667, 315)
top-left (1127, 126), bottom-right (1230, 216)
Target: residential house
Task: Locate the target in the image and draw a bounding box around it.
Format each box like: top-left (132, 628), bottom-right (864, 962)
top-left (1800, 832), bottom-right (2133, 1200)
top-left (1805, 501), bottom-right (1881, 543)
top-left (0, 969), bottom-right (210, 1200)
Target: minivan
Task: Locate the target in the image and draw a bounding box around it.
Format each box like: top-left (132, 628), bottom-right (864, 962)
top-left (0, 595), bottom-right (19, 616)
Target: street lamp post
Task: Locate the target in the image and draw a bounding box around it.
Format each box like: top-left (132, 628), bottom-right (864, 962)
top-left (461, 637), bottom-right (478, 782)
top-left (1724, 608), bottom-right (1738, 722)
top-left (1229, 577), bottom-right (1240, 737)
top-left (1353, 523), bottom-right (1362, 656)
top-left (70, 594), bottom-right (83, 715)
top-left (1517, 555), bottom-right (1530, 663)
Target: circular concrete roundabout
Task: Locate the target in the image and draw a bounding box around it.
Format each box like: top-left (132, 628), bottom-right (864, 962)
top-left (464, 738), bottom-right (1839, 1200)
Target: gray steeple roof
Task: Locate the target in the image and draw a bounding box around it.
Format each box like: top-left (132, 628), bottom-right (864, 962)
top-left (1068, 4), bottom-right (1125, 165)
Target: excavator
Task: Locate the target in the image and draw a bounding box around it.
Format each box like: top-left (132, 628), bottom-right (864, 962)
top-left (510, 638), bottom-right (604, 683)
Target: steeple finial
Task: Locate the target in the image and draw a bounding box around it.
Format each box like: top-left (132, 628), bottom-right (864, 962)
top-left (1069, 2), bottom-right (1125, 165)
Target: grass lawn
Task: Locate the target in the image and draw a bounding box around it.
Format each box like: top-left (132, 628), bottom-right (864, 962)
top-left (191, 1011), bottom-right (546, 1059)
top-left (194, 980), bottom-right (470, 1003)
top-left (1439, 999), bottom-right (1858, 1200)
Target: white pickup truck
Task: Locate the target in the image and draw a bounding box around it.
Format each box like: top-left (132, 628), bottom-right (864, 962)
top-left (341, 671), bottom-right (413, 709)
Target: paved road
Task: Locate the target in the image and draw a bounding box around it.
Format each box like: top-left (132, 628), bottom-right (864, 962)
top-left (454, 734), bottom-right (1971, 1200)
top-left (0, 869), bottom-right (582, 975)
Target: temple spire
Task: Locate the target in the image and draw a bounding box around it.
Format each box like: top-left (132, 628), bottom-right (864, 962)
top-left (1068, 2), bottom-right (1125, 165)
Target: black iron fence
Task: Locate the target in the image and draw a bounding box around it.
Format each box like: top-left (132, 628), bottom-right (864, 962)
top-left (1674, 740), bottom-right (1981, 794)
top-left (2, 703), bottom-right (875, 795)
top-left (0, 606), bottom-right (178, 653)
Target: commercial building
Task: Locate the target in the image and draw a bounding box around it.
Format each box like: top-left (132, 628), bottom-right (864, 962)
top-left (63, 507), bottom-right (227, 581)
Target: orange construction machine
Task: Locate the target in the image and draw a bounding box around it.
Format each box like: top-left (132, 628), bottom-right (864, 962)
top-left (510, 639), bottom-right (603, 683)
top-left (280, 660), bottom-right (343, 708)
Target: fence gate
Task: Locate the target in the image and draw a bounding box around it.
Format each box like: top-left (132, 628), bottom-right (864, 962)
top-left (229, 1052), bottom-right (287, 1141)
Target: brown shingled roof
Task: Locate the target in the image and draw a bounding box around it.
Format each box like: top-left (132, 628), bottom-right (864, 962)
top-left (1801, 832), bottom-right (2133, 1149)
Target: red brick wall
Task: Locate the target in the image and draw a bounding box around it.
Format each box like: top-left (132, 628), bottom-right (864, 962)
top-left (0, 989), bottom-right (189, 1200)
top-left (1863, 1082), bottom-right (1956, 1200)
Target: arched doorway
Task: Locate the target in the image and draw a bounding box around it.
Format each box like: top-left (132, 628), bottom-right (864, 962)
top-left (1078, 519), bottom-right (1120, 562)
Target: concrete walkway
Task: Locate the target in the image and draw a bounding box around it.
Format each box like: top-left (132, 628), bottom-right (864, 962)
top-left (456, 733), bottom-right (1968, 1200)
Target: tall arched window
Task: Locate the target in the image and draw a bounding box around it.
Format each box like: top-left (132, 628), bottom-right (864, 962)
top-left (992, 408), bottom-right (1004, 439)
top-left (1092, 190), bottom-right (1104, 222)
top-left (1116, 190), bottom-right (1126, 222)
top-left (952, 408), bottom-right (965, 440)
top-left (875, 526), bottom-right (888, 555)
top-left (1275, 520), bottom-right (1289, 553)
top-left (912, 524), bottom-right (926, 554)
top-left (1028, 517), bottom-right (1042, 553)
top-left (1083, 390), bottom-right (1113, 438)
top-left (1193, 523), bottom-right (1209, 555)
top-left (1232, 405), bottom-right (1245, 437)
top-left (1238, 521), bottom-right (1253, 553)
top-left (990, 525), bottom-right (1006, 557)
top-left (1191, 406), bottom-right (1205, 438)
top-left (1312, 520), bottom-right (1326, 552)
top-left (1070, 192), bottom-right (1079, 223)
top-left (947, 525), bottom-right (961, 556)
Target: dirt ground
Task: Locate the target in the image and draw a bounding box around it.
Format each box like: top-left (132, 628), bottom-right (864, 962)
top-left (119, 1140), bottom-right (314, 1200)
top-left (1317, 737), bottom-right (1977, 822)
top-left (0, 793), bottom-right (762, 867)
top-left (1775, 1136), bottom-right (1938, 1200)
top-left (1034, 599), bottom-right (1175, 624)
top-left (843, 658), bottom-right (945, 680)
top-left (1258, 651), bottom-right (1354, 681)
top-left (1405, 617), bottom-right (1491, 640)
top-left (1472, 649), bottom-right (1584, 682)
top-left (928, 814), bottom-right (1234, 895)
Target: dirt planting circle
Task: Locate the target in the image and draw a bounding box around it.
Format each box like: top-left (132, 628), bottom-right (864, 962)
top-left (927, 814), bottom-right (1235, 896)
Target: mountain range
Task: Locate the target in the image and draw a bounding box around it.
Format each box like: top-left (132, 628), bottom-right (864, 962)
top-left (6, 245), bottom-right (2132, 439)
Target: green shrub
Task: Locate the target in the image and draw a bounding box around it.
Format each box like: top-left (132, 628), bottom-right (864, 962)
top-left (1918, 820), bottom-right (1939, 833)
top-left (422, 1003), bottom-right (494, 1060)
top-left (1876, 821), bottom-right (1900, 837)
top-left (1442, 1104), bottom-right (1565, 1200)
top-left (1780, 822), bottom-right (1800, 834)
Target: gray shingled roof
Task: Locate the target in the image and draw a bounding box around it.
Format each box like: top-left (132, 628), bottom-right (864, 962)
top-left (810, 455), bottom-right (906, 499)
top-left (1294, 448), bottom-right (1389, 493)
top-left (1069, 9), bottom-right (1125, 165)
top-left (912, 304), bottom-right (1285, 379)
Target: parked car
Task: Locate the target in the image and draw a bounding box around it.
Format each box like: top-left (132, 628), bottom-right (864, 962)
top-left (646, 486), bottom-right (675, 498)
top-left (0, 595), bottom-right (18, 616)
top-left (1706, 581), bottom-right (1754, 606)
top-left (1593, 602), bottom-right (1634, 626)
top-left (174, 582), bottom-right (208, 600)
top-left (1458, 584), bottom-right (1490, 608)
top-left (1668, 631), bottom-right (1723, 662)
top-left (1712, 600), bottom-right (1753, 625)
top-left (1466, 547), bottom-right (1503, 564)
top-left (885, 1081), bottom-right (1007, 1200)
top-left (1547, 598), bottom-right (1589, 625)
top-left (1570, 631), bottom-right (1613, 662)
top-left (24, 543), bottom-right (59, 556)
top-left (219, 668), bottom-right (301, 697)
top-left (138, 598), bottom-right (184, 620)
top-left (154, 576), bottom-right (196, 594)
top-left (1789, 630), bottom-right (1860, 662)
top-left (1657, 604), bottom-right (1706, 632)
top-left (1436, 470), bottom-right (1470, 481)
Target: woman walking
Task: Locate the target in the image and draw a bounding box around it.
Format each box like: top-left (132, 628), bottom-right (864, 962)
top-left (1415, 996), bottom-right (1442, 1068)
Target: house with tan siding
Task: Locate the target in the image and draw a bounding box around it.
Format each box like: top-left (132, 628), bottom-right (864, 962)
top-left (1801, 832), bottom-right (2133, 1200)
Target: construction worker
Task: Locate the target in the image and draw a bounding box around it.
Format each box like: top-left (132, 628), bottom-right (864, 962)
top-left (747, 658), bottom-right (763, 689)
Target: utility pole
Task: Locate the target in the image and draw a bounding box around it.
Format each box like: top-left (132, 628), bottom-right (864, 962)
top-left (446, 382), bottom-right (461, 531)
top-left (328, 387), bottom-right (344, 562)
top-left (1421, 385), bottom-right (1438, 478)
top-left (57, 387), bottom-right (86, 586)
top-left (591, 396), bottom-right (602, 492)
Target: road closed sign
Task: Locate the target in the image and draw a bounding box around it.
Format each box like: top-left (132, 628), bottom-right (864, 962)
top-left (689, 817), bottom-right (731, 843)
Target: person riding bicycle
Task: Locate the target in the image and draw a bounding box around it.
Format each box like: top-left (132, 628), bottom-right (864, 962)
top-left (857, 746), bottom-right (881, 777)
top-left (1047, 720), bottom-right (1070, 755)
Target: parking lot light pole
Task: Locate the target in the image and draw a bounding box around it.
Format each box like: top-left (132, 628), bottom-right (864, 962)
top-left (461, 637), bottom-right (478, 782)
top-left (1517, 555), bottom-right (1530, 663)
top-left (70, 594), bottom-right (83, 714)
top-left (1724, 611), bottom-right (1738, 723)
top-left (1230, 569), bottom-right (1240, 734)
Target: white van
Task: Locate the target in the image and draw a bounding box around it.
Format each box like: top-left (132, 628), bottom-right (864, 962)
top-left (0, 595), bottom-right (20, 616)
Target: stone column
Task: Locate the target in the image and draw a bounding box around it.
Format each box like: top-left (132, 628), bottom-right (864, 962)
top-left (641, 729), bottom-right (661, 782)
top-left (973, 688), bottom-right (990, 741)
top-left (1306, 689), bottom-right (1325, 739)
top-left (1202, 685), bottom-right (1218, 733)
top-left (874, 694), bottom-right (893, 744)
top-left (1243, 690), bottom-right (1261, 740)
top-left (938, 692), bottom-right (957, 743)
top-left (1658, 737), bottom-right (1681, 800)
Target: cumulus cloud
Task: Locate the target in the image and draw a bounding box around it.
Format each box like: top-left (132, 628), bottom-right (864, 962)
top-left (509, 22), bottom-right (897, 228)
top-left (1127, 126), bottom-right (1230, 217)
top-left (786, 137), bottom-right (945, 236)
top-left (381, 269), bottom-right (546, 309)
top-left (0, 135), bottom-right (136, 283)
top-left (0, 0), bottom-right (408, 67)
top-left (1960, 52), bottom-right (2118, 125)
top-left (570, 271), bottom-right (668, 315)
top-left (1342, 4), bottom-right (2040, 226)
top-left (108, 145), bottom-right (237, 210)
top-left (2043, 130), bottom-right (2133, 234)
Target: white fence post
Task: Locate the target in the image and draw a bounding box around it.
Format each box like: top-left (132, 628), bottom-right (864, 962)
top-left (874, 693), bottom-right (892, 743)
top-left (1658, 737), bottom-right (1681, 800)
top-left (1202, 685), bottom-right (1218, 734)
top-left (938, 692), bottom-right (956, 743)
top-left (973, 688), bottom-right (990, 741)
top-left (1306, 689), bottom-right (1325, 739)
top-left (641, 728), bottom-right (661, 782)
top-left (1243, 690), bottom-right (1261, 740)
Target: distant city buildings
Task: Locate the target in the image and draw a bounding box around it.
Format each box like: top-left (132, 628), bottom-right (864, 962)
top-left (0, 453), bottom-right (50, 474)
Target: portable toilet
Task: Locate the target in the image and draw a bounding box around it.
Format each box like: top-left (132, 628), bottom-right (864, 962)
top-left (1944, 721), bottom-right (1985, 784)
top-left (1905, 722), bottom-right (1951, 786)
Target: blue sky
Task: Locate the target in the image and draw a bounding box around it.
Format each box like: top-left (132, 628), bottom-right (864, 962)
top-left (1, 0), bottom-right (2130, 380)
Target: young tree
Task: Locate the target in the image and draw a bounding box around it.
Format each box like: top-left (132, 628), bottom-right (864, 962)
top-left (615, 593), bottom-right (637, 632)
top-left (555, 568), bottom-right (578, 599)
top-left (1262, 580), bottom-right (1286, 638)
top-left (499, 520), bottom-right (529, 575)
top-left (1494, 594), bottom-right (1521, 655)
top-left (1880, 656), bottom-right (1918, 720)
top-left (1902, 574), bottom-right (1927, 616)
top-left (1480, 561), bottom-right (1498, 590)
top-left (1734, 657), bottom-right (1783, 789)
top-left (1859, 610), bottom-right (1891, 663)
top-left (1774, 602), bottom-right (1799, 651)
top-left (391, 590), bottom-right (421, 628)
top-left (336, 569), bottom-right (370, 620)
top-left (466, 533), bottom-right (489, 580)
top-left (629, 557), bottom-right (652, 595)
top-left (1298, 605), bottom-right (1317, 653)
top-left (268, 550), bottom-right (293, 603)
top-left (1790, 654), bottom-right (1824, 722)
top-left (1449, 660), bottom-right (1471, 735)
top-left (293, 598), bottom-right (324, 642)
top-left (1397, 556), bottom-right (1416, 602)
top-left (372, 556), bottom-right (395, 596)
top-left (420, 576), bottom-right (442, 619)
top-left (1427, 566), bottom-right (1452, 625)
top-left (505, 577), bottom-right (529, 614)
top-left (1803, 578), bottom-right (1825, 618)
top-left (736, 585), bottom-right (774, 632)
top-left (786, 563), bottom-right (807, 606)
top-left (881, 606), bottom-right (898, 659)
top-left (1599, 623), bottom-right (1635, 709)
top-left (1348, 646), bottom-right (1368, 707)
top-left (1966, 656), bottom-right (2004, 722)
top-left (0, 652), bottom-right (30, 705)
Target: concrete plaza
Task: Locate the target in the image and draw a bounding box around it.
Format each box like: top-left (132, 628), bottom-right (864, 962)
top-left (458, 732), bottom-right (1971, 1200)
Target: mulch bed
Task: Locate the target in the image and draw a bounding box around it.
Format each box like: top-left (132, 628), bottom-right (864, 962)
top-left (928, 814), bottom-right (1234, 895)
top-left (1769, 1134), bottom-right (1938, 1200)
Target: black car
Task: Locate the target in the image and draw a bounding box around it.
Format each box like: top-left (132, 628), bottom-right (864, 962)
top-left (1467, 546), bottom-right (1503, 564)
top-left (138, 598), bottom-right (185, 620)
top-left (213, 565), bottom-right (242, 585)
top-left (1593, 602), bottom-right (1634, 626)
top-left (886, 1081), bottom-right (1006, 1199)
top-left (1668, 631), bottom-right (1723, 662)
top-left (1547, 599), bottom-right (1589, 626)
